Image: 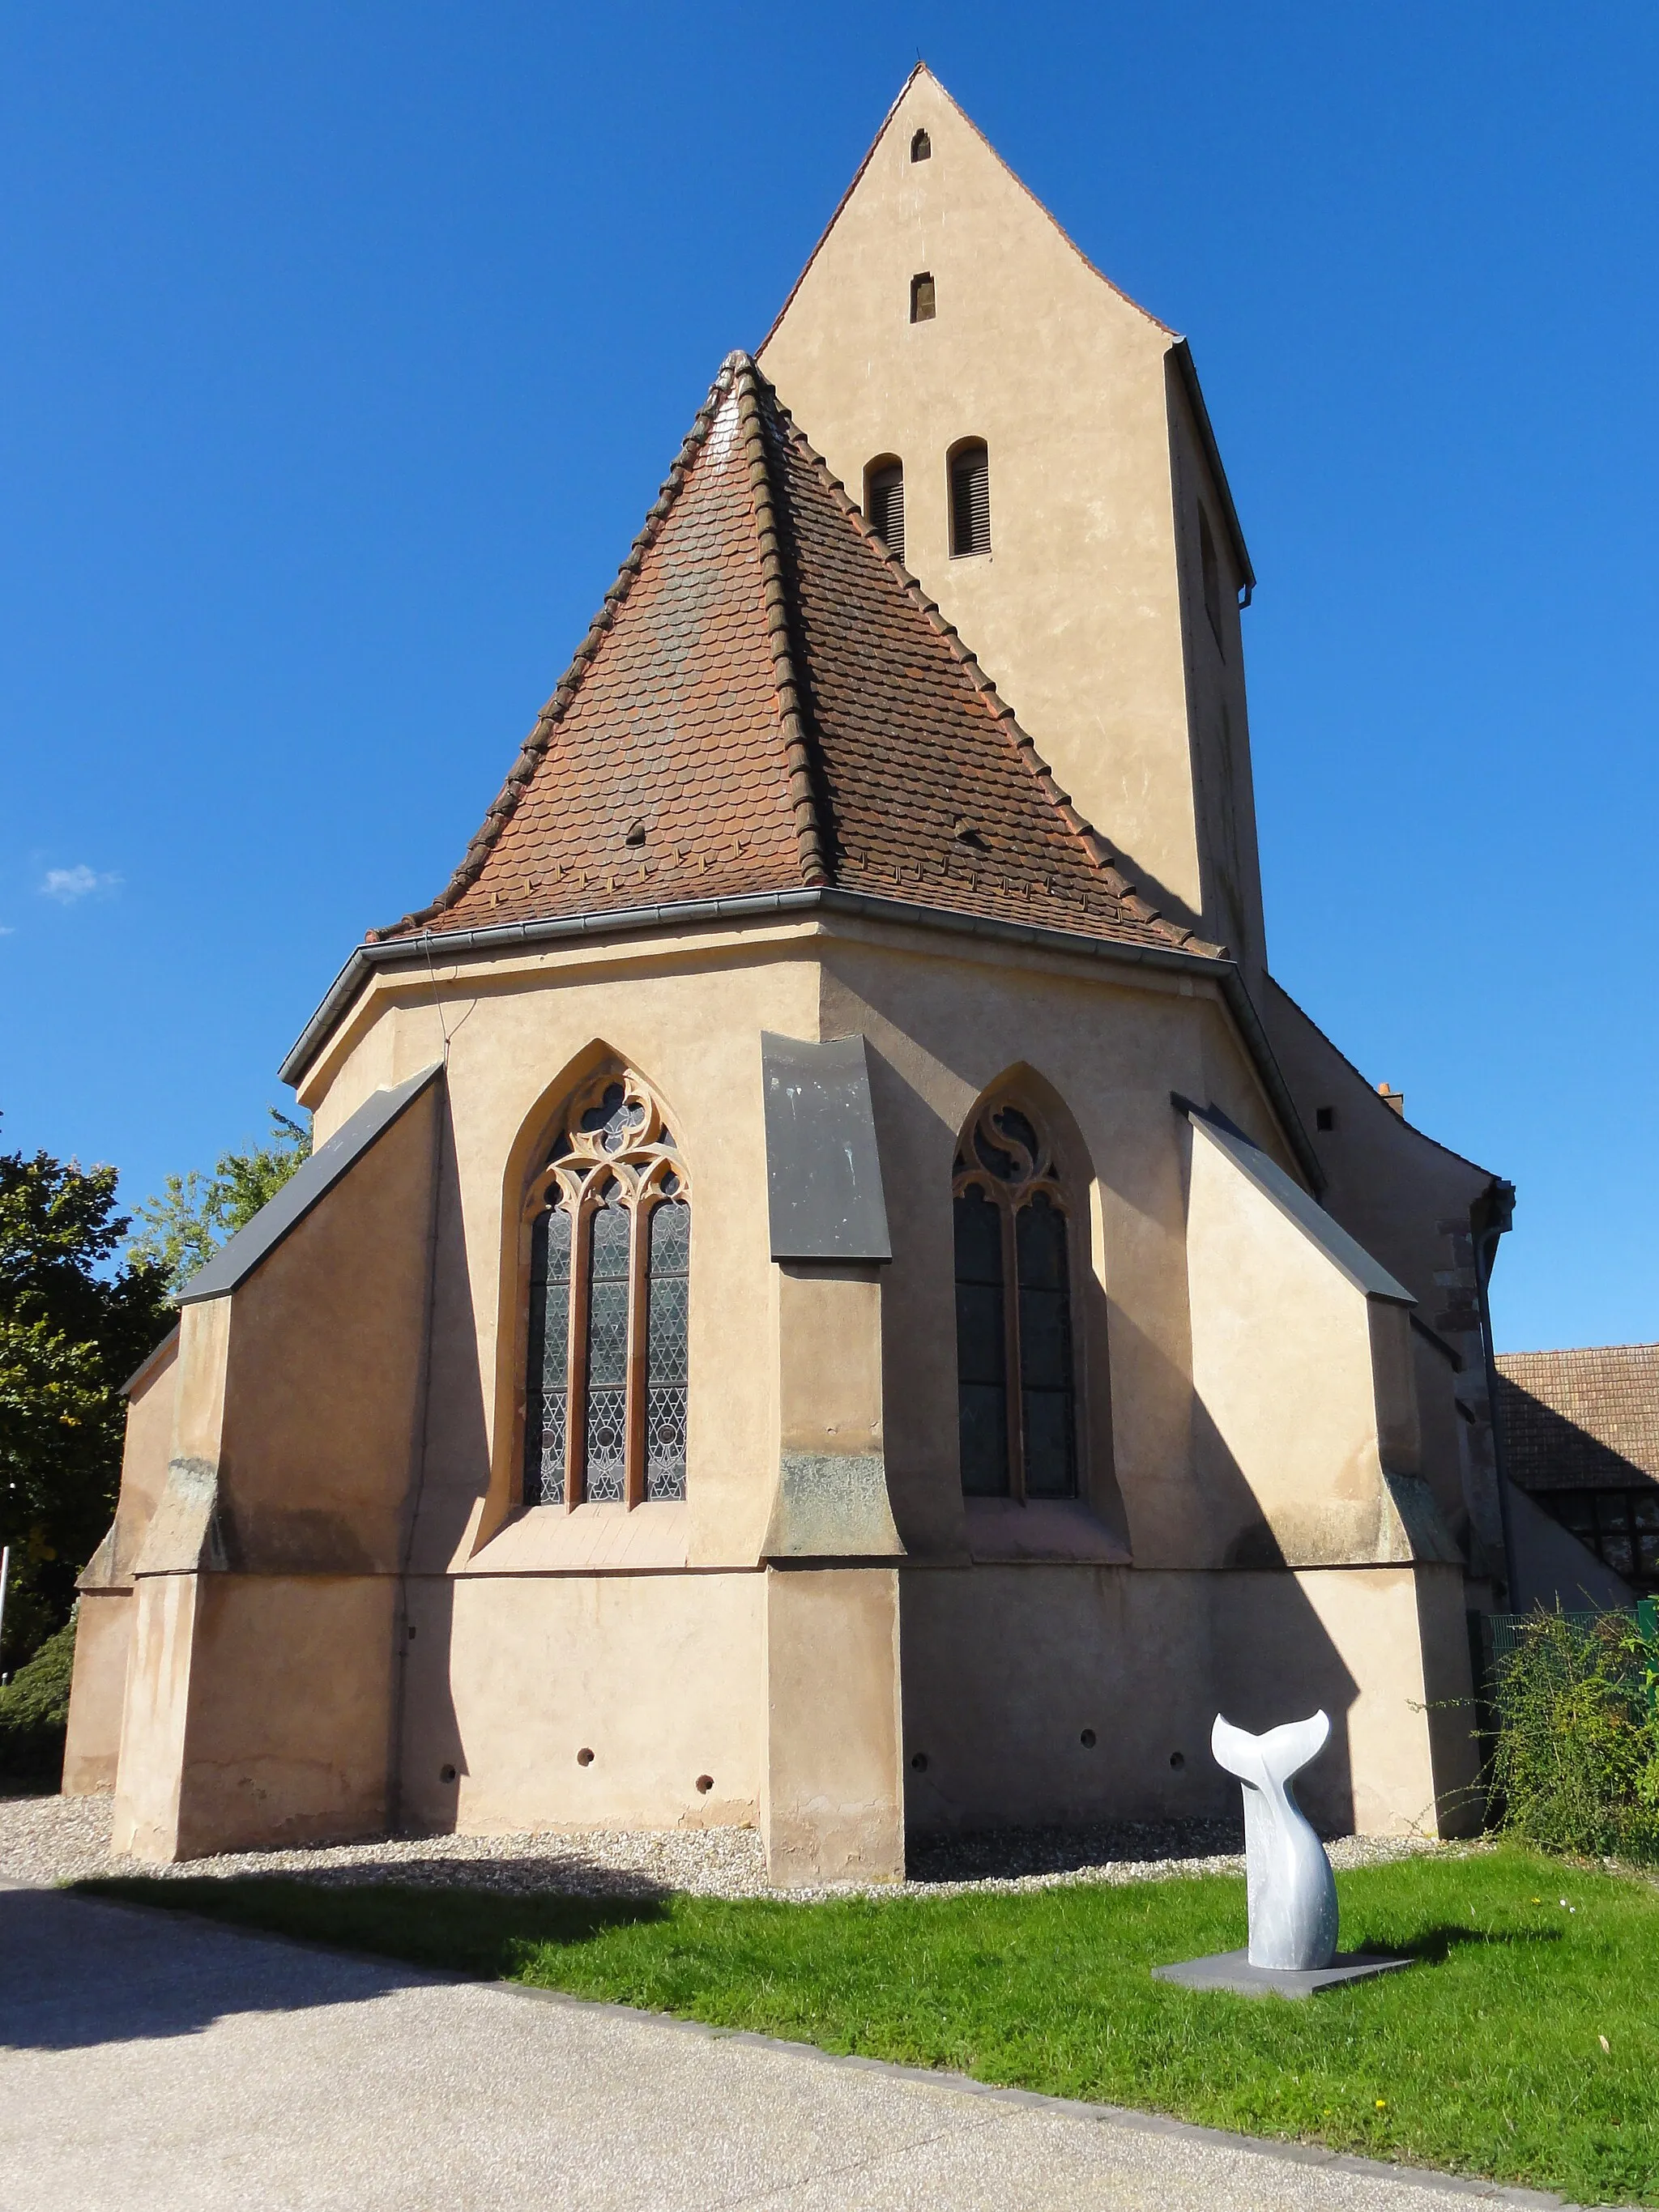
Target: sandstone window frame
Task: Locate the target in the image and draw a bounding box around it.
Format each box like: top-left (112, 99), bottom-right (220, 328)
top-left (520, 1066), bottom-right (690, 1512)
top-left (952, 1091), bottom-right (1082, 1502)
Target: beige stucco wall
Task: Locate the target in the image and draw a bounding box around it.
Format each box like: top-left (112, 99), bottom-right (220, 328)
top-left (762, 1565), bottom-right (904, 1882)
top-left (64, 1328), bottom-right (181, 1792)
top-left (60, 1592), bottom-right (134, 1795)
top-left (902, 1558), bottom-right (1474, 1840)
top-left (1260, 977), bottom-right (1508, 1592)
top-left (760, 69), bottom-right (1260, 963)
top-left (96, 896), bottom-right (1474, 1860)
top-left (1183, 1114), bottom-right (1428, 1570)
top-left (412, 1568), bottom-right (766, 1836)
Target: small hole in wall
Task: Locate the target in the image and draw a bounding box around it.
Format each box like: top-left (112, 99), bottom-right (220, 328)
top-left (440, 1764), bottom-right (457, 1784)
top-left (1316, 1106), bottom-right (1336, 1132)
top-left (1080, 1728), bottom-right (1097, 1749)
top-left (696, 1774), bottom-right (714, 1794)
top-left (406, 1624), bottom-right (417, 1641)
top-left (1170, 1751), bottom-right (1186, 1771)
top-left (577, 1747), bottom-right (595, 1767)
top-left (911, 1752), bottom-right (929, 1772)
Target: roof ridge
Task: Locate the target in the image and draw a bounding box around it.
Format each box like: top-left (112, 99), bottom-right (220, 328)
top-left (732, 358), bottom-right (828, 887)
top-left (366, 356), bottom-right (743, 944)
top-left (759, 373), bottom-right (1219, 959)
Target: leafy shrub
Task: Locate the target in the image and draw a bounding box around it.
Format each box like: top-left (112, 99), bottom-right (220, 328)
top-left (1488, 1608), bottom-right (1659, 1860)
top-left (0, 1609), bottom-right (75, 1781)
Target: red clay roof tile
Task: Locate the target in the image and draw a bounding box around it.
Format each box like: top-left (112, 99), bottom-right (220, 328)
top-left (370, 355), bottom-right (1218, 962)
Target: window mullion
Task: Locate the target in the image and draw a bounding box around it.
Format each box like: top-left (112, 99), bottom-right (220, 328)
top-left (565, 1193), bottom-right (594, 1510)
top-left (624, 1195), bottom-right (650, 1508)
top-left (1000, 1196), bottom-right (1025, 1502)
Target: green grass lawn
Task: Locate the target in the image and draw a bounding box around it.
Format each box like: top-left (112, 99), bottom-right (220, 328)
top-left (82, 1848), bottom-right (1659, 2206)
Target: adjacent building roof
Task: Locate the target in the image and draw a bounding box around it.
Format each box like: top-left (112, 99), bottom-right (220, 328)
top-left (1495, 1344), bottom-right (1659, 1492)
top-left (370, 353), bottom-right (1216, 964)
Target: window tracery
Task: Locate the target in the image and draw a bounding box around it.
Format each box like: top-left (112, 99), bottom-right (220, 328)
top-left (523, 1068), bottom-right (689, 1509)
top-left (953, 1097), bottom-right (1077, 1501)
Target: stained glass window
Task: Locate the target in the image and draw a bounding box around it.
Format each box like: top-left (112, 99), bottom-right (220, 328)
top-left (583, 1189), bottom-right (630, 1502)
top-left (523, 1203), bottom-right (571, 1505)
top-left (645, 1200), bottom-right (689, 1501)
top-left (522, 1067), bottom-right (690, 1511)
top-left (953, 1098), bottom-right (1077, 1502)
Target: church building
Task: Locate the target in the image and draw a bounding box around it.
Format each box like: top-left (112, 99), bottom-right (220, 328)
top-left (65, 67), bottom-right (1516, 1881)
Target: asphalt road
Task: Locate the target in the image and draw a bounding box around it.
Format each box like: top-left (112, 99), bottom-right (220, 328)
top-left (0, 1882), bottom-right (1569, 2210)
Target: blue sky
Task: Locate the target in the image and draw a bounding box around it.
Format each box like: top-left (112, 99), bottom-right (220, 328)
top-left (1, 2), bottom-right (1653, 1353)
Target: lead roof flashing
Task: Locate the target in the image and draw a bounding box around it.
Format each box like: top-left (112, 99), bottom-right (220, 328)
top-left (1175, 1093), bottom-right (1405, 1302)
top-left (177, 1062), bottom-right (444, 1305)
top-left (1171, 339), bottom-right (1255, 599)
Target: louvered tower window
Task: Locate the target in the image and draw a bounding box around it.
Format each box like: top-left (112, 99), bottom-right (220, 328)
top-left (522, 1068), bottom-right (690, 1509)
top-left (953, 1097), bottom-right (1077, 1500)
top-left (864, 458), bottom-right (905, 563)
top-left (949, 441), bottom-right (991, 557)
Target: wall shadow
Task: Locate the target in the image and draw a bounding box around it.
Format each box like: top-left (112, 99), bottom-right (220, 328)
top-left (394, 1088), bottom-right (489, 1837)
top-left (3, 1874), bottom-right (667, 2053)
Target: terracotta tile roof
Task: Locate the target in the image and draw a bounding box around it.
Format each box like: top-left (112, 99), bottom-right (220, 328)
top-left (370, 354), bottom-right (1218, 961)
top-left (1495, 1344), bottom-right (1659, 1492)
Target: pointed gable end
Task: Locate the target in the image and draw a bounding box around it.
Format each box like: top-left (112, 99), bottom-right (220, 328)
top-left (370, 354), bottom-right (1213, 960)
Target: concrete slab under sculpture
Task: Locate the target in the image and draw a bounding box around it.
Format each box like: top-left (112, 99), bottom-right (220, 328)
top-left (1153, 1707), bottom-right (1413, 2000)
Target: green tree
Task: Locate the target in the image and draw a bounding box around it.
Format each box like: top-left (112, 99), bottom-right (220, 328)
top-left (0, 1138), bottom-right (171, 1669)
top-left (128, 1109), bottom-right (312, 1297)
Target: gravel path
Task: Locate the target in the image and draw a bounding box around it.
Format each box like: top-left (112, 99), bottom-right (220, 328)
top-left (0, 1788), bottom-right (1456, 1901)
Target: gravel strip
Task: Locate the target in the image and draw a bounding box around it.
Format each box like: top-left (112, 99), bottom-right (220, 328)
top-left (2, 1788), bottom-right (1461, 1903)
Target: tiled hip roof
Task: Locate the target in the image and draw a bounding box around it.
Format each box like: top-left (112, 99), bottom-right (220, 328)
top-left (369, 354), bottom-right (1217, 963)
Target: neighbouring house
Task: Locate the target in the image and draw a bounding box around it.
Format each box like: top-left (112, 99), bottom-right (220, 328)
top-left (1495, 1344), bottom-right (1659, 1609)
top-left (66, 66), bottom-right (1520, 1880)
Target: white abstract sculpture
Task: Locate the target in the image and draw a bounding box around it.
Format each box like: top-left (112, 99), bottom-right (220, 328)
top-left (1211, 1710), bottom-right (1340, 1971)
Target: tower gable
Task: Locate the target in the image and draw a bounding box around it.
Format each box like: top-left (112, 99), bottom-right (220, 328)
top-left (759, 65), bottom-right (1267, 974)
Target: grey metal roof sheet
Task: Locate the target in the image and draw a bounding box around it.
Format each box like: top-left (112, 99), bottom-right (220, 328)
top-left (176, 1062), bottom-right (444, 1306)
top-left (1176, 1093), bottom-right (1413, 1305)
top-left (761, 1032), bottom-right (892, 1263)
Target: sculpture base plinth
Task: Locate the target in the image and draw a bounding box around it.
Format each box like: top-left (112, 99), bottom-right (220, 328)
top-left (1153, 1948), bottom-right (1414, 2001)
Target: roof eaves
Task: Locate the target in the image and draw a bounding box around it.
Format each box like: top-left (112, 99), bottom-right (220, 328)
top-left (278, 885), bottom-right (1318, 1190)
top-left (368, 356), bottom-right (744, 944)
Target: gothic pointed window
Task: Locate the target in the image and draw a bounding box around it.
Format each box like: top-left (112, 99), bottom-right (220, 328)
top-left (522, 1068), bottom-right (690, 1509)
top-left (953, 1097), bottom-right (1077, 1500)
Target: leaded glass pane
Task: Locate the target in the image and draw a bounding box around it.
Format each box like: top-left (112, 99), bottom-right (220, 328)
top-left (524, 1204), bottom-right (571, 1505)
top-left (645, 1200), bottom-right (689, 1502)
top-left (583, 1196), bottom-right (630, 1502)
top-left (1017, 1195), bottom-right (1075, 1498)
top-left (954, 1187), bottom-right (1008, 1497)
top-left (578, 1081), bottom-right (647, 1154)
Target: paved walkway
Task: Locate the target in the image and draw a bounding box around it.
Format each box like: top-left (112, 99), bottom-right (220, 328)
top-left (0, 1883), bottom-right (1569, 2210)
